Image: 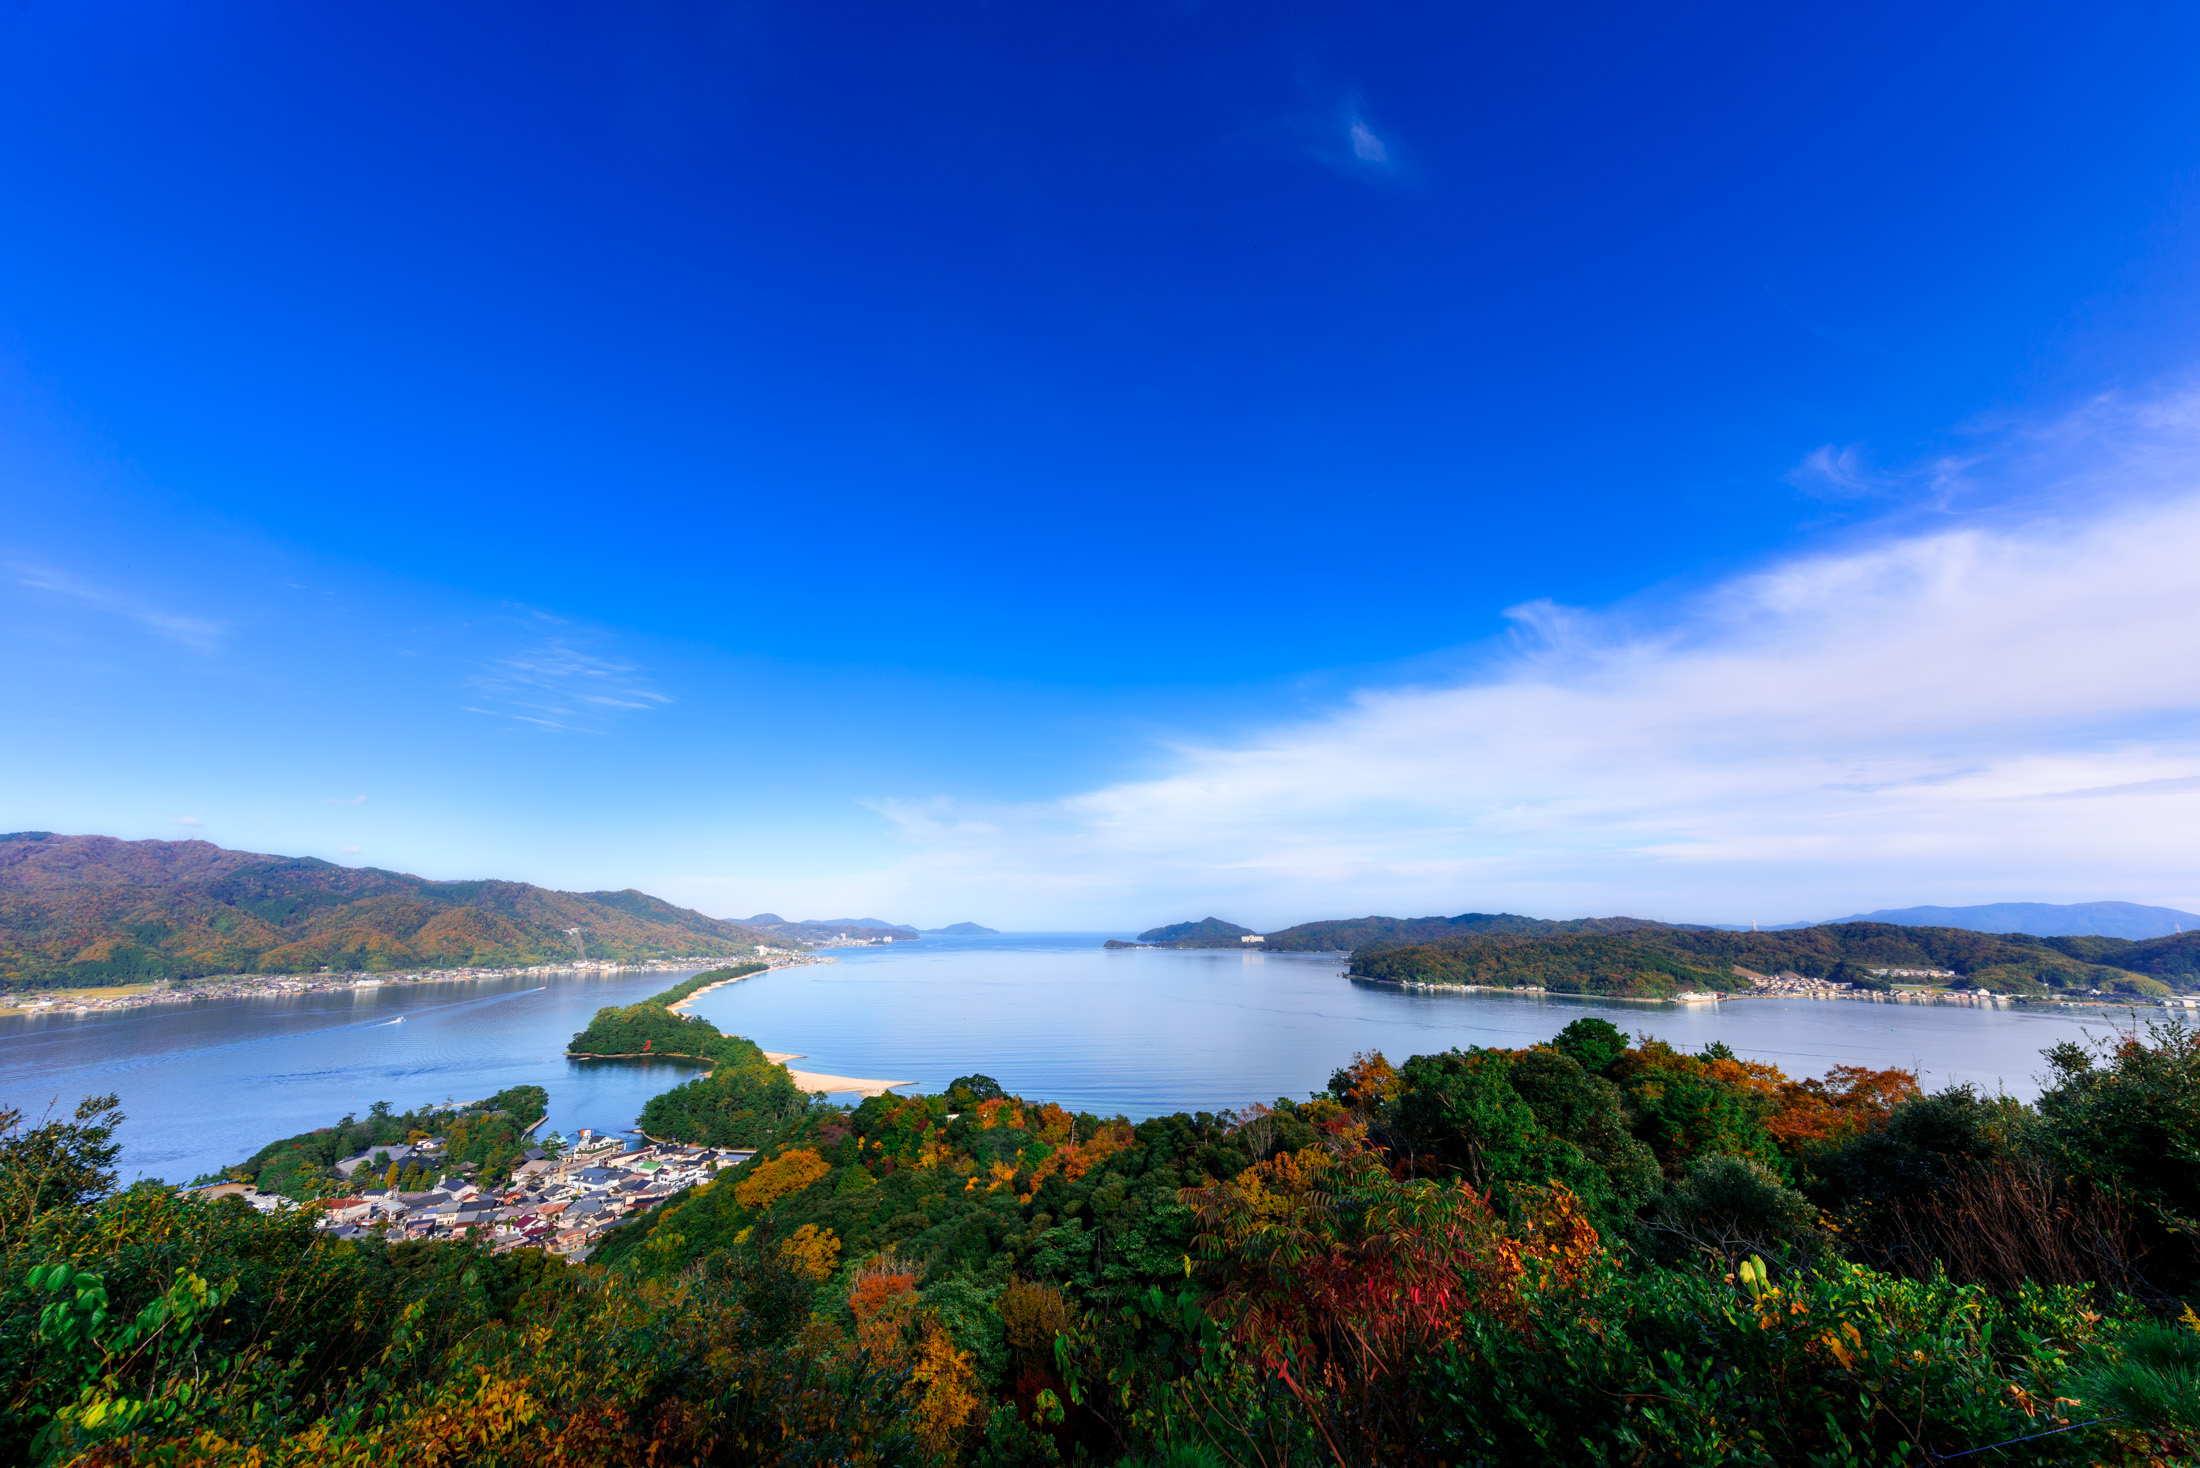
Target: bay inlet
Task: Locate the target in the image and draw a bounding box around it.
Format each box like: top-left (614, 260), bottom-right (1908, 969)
top-left (0, 931), bottom-right (2150, 1186)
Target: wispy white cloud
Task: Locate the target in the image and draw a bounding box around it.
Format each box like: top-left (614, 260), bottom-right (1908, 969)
top-left (338, 845), bottom-right (361, 854)
top-left (1297, 93), bottom-right (1400, 178)
top-left (1788, 443), bottom-right (1889, 500)
top-left (869, 390), bottom-right (2200, 928)
top-left (467, 630), bottom-right (672, 732)
top-left (325, 794), bottom-right (368, 805)
top-left (172, 816), bottom-right (203, 827)
top-left (1348, 116), bottom-right (1388, 165)
top-left (9, 562), bottom-right (226, 650)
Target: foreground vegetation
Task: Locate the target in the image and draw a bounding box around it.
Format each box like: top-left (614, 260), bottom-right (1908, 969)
top-left (3, 1020), bottom-right (2198, 1465)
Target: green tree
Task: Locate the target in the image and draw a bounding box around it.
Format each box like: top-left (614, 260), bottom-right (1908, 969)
top-left (0, 1095), bottom-right (122, 1246)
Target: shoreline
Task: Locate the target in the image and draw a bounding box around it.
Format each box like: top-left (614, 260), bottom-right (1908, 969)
top-left (663, 955), bottom-right (831, 1013)
top-left (658, 955), bottom-right (909, 1096)
top-left (1359, 975), bottom-right (2173, 1013)
top-left (0, 956), bottom-right (780, 1019)
top-left (564, 1045), bottom-right (912, 1099)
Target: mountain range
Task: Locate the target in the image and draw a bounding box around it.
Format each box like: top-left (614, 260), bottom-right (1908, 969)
top-left (739, 915), bottom-right (999, 940)
top-left (742, 914), bottom-right (924, 942)
top-left (0, 833), bottom-right (781, 989)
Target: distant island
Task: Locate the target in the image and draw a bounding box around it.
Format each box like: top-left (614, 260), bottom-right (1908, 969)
top-left (1131, 916), bottom-right (1257, 944)
top-left (0, 832), bottom-right (783, 990)
top-left (920, 921), bottom-right (999, 935)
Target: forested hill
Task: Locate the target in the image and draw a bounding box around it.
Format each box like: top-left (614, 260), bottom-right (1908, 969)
top-left (1350, 918), bottom-right (2200, 998)
top-left (1134, 916), bottom-right (1255, 944)
top-left (0, 832), bottom-right (781, 989)
top-left (1261, 911), bottom-right (1689, 952)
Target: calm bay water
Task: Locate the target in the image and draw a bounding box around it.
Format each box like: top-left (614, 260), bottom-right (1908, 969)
top-left (0, 932), bottom-right (2151, 1186)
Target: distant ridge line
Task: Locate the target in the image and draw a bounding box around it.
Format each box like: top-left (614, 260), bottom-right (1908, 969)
top-left (1777, 900), bottom-right (2198, 941)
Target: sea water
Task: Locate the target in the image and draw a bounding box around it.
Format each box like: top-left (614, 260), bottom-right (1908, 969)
top-left (0, 932), bottom-right (2155, 1185)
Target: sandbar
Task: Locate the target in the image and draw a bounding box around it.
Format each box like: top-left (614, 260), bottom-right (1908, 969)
top-left (666, 969), bottom-right (762, 1013)
top-left (764, 1051), bottom-right (912, 1098)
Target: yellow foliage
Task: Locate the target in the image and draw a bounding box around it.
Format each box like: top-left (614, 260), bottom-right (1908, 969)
top-left (911, 1317), bottom-right (983, 1461)
top-left (735, 1147), bottom-right (832, 1208)
top-left (779, 1222), bottom-right (842, 1281)
top-left (997, 1278), bottom-right (1073, 1354)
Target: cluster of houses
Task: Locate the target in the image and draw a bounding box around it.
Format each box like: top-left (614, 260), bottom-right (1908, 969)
top-left (1733, 966), bottom-right (1870, 997)
top-left (191, 1130), bottom-right (754, 1262)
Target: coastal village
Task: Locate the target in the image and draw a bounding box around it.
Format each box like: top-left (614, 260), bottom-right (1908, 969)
top-left (1369, 962), bottom-right (2200, 1006)
top-left (0, 952), bottom-right (811, 1018)
top-left (192, 1129), bottom-right (752, 1263)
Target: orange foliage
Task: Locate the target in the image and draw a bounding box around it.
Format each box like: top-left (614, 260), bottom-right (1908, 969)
top-left (972, 1097), bottom-right (1024, 1130)
top-left (849, 1259), bottom-right (919, 1356)
top-left (1332, 1049), bottom-right (1403, 1110)
top-left (1015, 1118), bottom-right (1135, 1201)
top-left (1768, 1064), bottom-right (1921, 1150)
top-left (1616, 1038), bottom-right (1784, 1098)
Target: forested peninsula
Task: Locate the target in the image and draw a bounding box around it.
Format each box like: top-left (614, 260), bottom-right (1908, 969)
top-left (8, 1016), bottom-right (2200, 1463)
top-left (567, 964), bottom-right (812, 1147)
top-left (1125, 905), bottom-right (2200, 997)
top-left (0, 832), bottom-right (781, 989)
top-left (1348, 920), bottom-right (2197, 998)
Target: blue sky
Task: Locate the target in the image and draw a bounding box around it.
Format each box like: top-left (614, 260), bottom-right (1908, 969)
top-left (5, 2), bottom-right (2200, 928)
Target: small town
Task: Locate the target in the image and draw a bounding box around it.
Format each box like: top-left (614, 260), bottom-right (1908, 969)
top-left (190, 1130), bottom-right (752, 1262)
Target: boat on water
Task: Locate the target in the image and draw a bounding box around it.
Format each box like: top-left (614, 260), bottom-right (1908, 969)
top-left (1672, 991), bottom-right (1722, 1003)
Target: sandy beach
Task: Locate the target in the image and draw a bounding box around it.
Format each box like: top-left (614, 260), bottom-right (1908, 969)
top-left (763, 1050), bottom-right (912, 1098)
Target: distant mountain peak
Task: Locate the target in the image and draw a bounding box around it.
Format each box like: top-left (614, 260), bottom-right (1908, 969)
top-left (1805, 901), bottom-right (2199, 941)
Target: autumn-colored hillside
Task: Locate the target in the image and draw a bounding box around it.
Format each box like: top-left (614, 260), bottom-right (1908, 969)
top-left (0, 832), bottom-right (781, 988)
